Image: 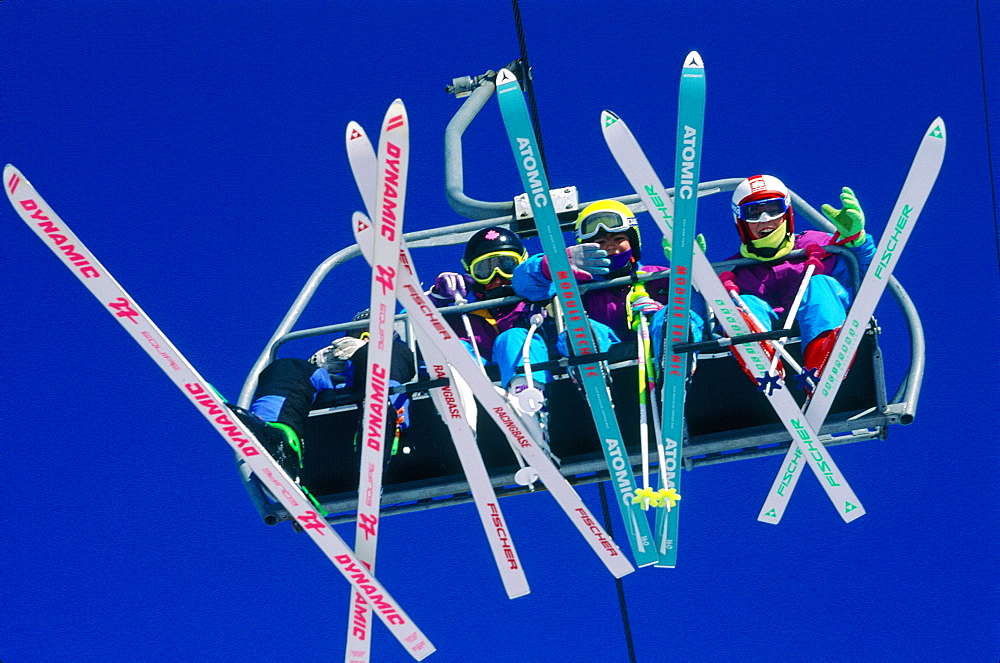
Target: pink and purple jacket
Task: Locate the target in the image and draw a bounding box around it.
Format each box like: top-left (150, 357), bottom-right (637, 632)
top-left (427, 273), bottom-right (534, 361)
top-left (727, 230), bottom-right (876, 315)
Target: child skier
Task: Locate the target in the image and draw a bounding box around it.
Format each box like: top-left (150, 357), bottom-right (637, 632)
top-left (427, 226), bottom-right (550, 397)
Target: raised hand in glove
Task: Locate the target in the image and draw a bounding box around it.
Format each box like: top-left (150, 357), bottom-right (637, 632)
top-left (567, 243), bottom-right (610, 275)
top-left (662, 232), bottom-right (707, 261)
top-left (822, 186), bottom-right (866, 247)
top-left (432, 272), bottom-right (469, 301)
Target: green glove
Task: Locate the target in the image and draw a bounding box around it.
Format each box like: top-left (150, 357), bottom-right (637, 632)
top-left (662, 232), bottom-right (707, 261)
top-left (821, 186), bottom-right (866, 247)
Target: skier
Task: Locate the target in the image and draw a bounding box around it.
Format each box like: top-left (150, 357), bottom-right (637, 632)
top-left (231, 310), bottom-right (415, 483)
top-left (428, 226), bottom-right (550, 398)
top-left (721, 174), bottom-right (875, 390)
top-left (511, 199), bottom-right (704, 361)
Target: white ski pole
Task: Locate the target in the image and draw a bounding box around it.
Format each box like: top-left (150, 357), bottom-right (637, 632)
top-left (454, 294), bottom-right (537, 487)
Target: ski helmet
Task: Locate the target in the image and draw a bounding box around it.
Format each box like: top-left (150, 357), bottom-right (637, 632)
top-left (309, 336), bottom-right (366, 376)
top-left (461, 227), bottom-right (528, 285)
top-left (345, 308), bottom-right (371, 340)
top-left (731, 174), bottom-right (795, 261)
top-left (575, 199), bottom-right (642, 261)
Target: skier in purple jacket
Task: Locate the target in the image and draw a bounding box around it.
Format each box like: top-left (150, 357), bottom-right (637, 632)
top-left (511, 199), bottom-right (702, 357)
top-left (427, 227), bottom-right (550, 395)
top-left (721, 174), bottom-right (875, 390)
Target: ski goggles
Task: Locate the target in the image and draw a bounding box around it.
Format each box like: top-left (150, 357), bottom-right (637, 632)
top-left (576, 210), bottom-right (638, 242)
top-left (734, 196), bottom-right (790, 222)
top-left (467, 251), bottom-right (524, 284)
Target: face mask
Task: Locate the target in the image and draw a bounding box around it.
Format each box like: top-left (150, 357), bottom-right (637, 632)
top-left (740, 219), bottom-right (794, 260)
top-left (608, 248), bottom-right (634, 271)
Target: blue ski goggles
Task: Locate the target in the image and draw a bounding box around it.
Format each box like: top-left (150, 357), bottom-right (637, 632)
top-left (735, 196), bottom-right (790, 222)
top-left (577, 210), bottom-right (637, 242)
top-left (468, 251), bottom-right (524, 284)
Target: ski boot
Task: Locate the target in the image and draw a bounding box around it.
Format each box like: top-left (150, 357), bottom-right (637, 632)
top-left (505, 376), bottom-right (559, 468)
top-left (230, 405), bottom-right (302, 482)
top-left (794, 327), bottom-right (849, 394)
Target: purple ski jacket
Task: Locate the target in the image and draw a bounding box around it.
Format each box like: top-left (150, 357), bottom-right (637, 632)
top-left (727, 230), bottom-right (876, 315)
top-left (427, 273), bottom-right (534, 361)
top-left (511, 253), bottom-right (672, 338)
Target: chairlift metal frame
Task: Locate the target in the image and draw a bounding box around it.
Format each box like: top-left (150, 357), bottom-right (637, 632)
top-left (236, 69), bottom-right (924, 526)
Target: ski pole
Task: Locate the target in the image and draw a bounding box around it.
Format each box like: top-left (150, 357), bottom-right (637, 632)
top-left (454, 293), bottom-right (537, 487)
top-left (517, 310), bottom-right (546, 414)
top-left (635, 309), bottom-right (652, 508)
top-left (628, 283), bottom-right (663, 509)
top-left (766, 245), bottom-right (824, 376)
top-left (718, 272), bottom-right (803, 374)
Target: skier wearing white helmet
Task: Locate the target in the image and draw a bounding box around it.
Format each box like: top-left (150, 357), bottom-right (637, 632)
top-left (721, 174), bottom-right (876, 390)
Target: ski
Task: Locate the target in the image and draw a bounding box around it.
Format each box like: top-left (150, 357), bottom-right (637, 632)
top-left (601, 110), bottom-right (865, 524)
top-left (495, 67), bottom-right (658, 568)
top-left (653, 51), bottom-right (705, 568)
top-left (346, 99), bottom-right (409, 663)
top-left (757, 117), bottom-right (946, 523)
top-left (3, 164), bottom-right (434, 661)
top-left (352, 213), bottom-right (634, 579)
top-left (345, 121), bottom-right (530, 600)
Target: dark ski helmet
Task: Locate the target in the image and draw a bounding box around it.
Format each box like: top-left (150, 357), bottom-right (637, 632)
top-left (731, 174), bottom-right (795, 261)
top-left (575, 199), bottom-right (641, 261)
top-left (345, 309), bottom-right (371, 340)
top-left (461, 227), bottom-right (528, 285)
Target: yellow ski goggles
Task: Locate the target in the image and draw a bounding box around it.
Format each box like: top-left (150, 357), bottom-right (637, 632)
top-left (467, 251), bottom-right (524, 284)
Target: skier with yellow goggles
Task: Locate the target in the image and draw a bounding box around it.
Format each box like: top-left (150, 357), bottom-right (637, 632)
top-left (427, 226), bottom-right (552, 396)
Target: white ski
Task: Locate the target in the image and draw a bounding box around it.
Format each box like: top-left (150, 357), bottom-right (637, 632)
top-left (346, 99), bottom-right (409, 663)
top-left (757, 117), bottom-right (946, 522)
top-left (345, 120), bottom-right (530, 600)
top-left (352, 213), bottom-right (634, 579)
top-left (4, 164), bottom-right (434, 660)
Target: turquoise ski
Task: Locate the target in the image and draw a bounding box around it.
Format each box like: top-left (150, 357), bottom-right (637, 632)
top-left (495, 67), bottom-right (657, 568)
top-left (653, 51), bottom-right (705, 568)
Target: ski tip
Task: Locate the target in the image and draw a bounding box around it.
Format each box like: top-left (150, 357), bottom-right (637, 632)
top-left (382, 98), bottom-right (408, 125)
top-left (346, 120), bottom-right (367, 141)
top-left (352, 210), bottom-right (372, 236)
top-left (757, 509), bottom-right (782, 525)
top-left (927, 117), bottom-right (946, 141)
top-left (4, 164), bottom-right (25, 198)
top-left (601, 109), bottom-right (621, 128)
top-left (683, 51), bottom-right (704, 69)
top-left (496, 67), bottom-right (517, 86)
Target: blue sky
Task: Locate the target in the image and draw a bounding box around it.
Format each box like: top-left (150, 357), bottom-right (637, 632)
top-left (2, 1), bottom-right (997, 661)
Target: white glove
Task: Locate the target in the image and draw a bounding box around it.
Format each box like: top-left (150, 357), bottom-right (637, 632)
top-left (568, 243), bottom-right (610, 275)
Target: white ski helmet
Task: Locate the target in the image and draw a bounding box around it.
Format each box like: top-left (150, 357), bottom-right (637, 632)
top-left (731, 174), bottom-right (795, 260)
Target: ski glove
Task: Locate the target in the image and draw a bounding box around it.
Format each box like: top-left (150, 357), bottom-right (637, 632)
top-left (567, 243), bottom-right (610, 275)
top-left (662, 232), bottom-right (707, 261)
top-left (719, 271), bottom-right (739, 295)
top-left (629, 293), bottom-right (663, 316)
top-left (433, 272), bottom-right (469, 301)
top-left (822, 186), bottom-right (866, 247)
